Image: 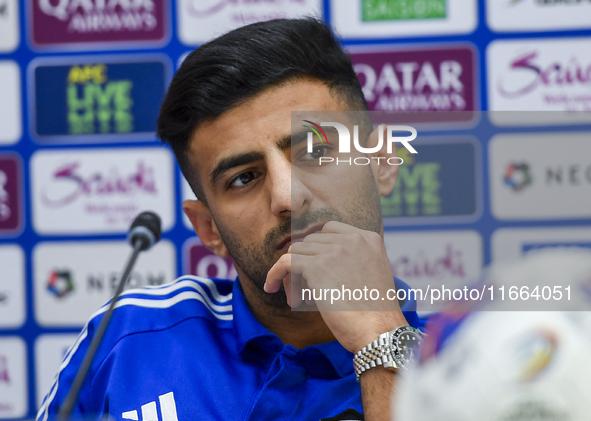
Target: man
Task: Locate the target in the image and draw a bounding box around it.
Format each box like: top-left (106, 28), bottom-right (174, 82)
top-left (37, 18), bottom-right (423, 421)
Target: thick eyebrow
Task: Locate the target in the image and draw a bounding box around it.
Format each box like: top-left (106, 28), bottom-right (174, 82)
top-left (209, 126), bottom-right (340, 185)
top-left (210, 151), bottom-right (265, 186)
top-left (286, 130), bottom-right (308, 149)
top-left (288, 125), bottom-right (340, 149)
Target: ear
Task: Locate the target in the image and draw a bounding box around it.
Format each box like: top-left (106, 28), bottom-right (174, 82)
top-left (183, 200), bottom-right (230, 258)
top-left (367, 125), bottom-right (399, 196)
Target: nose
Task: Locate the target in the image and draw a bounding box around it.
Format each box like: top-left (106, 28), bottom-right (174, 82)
top-left (268, 155), bottom-right (312, 217)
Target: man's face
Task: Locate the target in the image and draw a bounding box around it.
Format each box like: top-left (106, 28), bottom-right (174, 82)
top-left (187, 79), bottom-right (383, 308)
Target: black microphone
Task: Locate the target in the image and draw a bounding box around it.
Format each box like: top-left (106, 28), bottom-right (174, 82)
top-left (58, 211), bottom-right (162, 420)
top-left (128, 211), bottom-right (162, 251)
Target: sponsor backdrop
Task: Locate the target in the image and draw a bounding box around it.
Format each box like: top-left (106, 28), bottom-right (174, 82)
top-left (0, 0), bottom-right (590, 418)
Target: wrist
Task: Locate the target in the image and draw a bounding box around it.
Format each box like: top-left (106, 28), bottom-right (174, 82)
top-left (353, 313), bottom-right (409, 354)
top-left (353, 324), bottom-right (424, 382)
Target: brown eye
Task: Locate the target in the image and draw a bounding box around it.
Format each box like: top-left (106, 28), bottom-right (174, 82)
top-left (305, 145), bottom-right (330, 160)
top-left (229, 171), bottom-right (256, 188)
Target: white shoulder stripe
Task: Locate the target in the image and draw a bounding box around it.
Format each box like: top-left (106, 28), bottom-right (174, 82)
top-left (37, 283), bottom-right (232, 421)
top-left (93, 290), bottom-right (232, 320)
top-left (111, 281), bottom-right (232, 313)
top-left (118, 276), bottom-right (232, 304)
top-left (37, 329), bottom-right (88, 421)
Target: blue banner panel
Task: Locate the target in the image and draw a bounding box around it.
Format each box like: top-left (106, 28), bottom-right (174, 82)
top-left (523, 242), bottom-right (591, 252)
top-left (31, 56), bottom-right (169, 143)
top-left (381, 139), bottom-right (479, 224)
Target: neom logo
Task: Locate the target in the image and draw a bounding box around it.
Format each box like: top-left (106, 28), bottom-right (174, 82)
top-left (87, 271), bottom-right (166, 292)
top-left (41, 161), bottom-right (157, 208)
top-left (47, 269), bottom-right (75, 299)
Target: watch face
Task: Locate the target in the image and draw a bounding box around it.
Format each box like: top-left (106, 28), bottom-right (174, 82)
top-left (391, 326), bottom-right (423, 368)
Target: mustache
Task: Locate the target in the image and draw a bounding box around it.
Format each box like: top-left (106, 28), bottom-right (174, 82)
top-left (264, 209), bottom-right (344, 250)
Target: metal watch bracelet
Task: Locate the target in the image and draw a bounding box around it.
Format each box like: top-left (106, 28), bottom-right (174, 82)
top-left (353, 331), bottom-right (396, 382)
top-left (353, 326), bottom-right (424, 381)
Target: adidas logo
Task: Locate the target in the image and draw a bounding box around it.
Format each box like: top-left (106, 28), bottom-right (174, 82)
top-left (122, 391), bottom-right (179, 421)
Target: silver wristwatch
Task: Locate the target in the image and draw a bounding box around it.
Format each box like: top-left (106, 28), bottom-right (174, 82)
top-left (353, 325), bottom-right (424, 381)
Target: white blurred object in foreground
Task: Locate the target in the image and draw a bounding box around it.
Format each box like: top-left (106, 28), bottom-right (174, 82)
top-left (394, 248), bottom-right (591, 421)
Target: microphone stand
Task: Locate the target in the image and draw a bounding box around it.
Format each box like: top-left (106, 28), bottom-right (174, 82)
top-left (57, 240), bottom-right (143, 420)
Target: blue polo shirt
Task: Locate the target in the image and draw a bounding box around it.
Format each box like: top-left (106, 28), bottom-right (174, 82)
top-left (37, 275), bottom-right (421, 421)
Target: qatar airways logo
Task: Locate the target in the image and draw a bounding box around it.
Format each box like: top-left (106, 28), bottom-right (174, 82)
top-left (187, 0), bottom-right (306, 17)
top-left (304, 121), bottom-right (417, 166)
top-left (32, 0), bottom-right (167, 47)
top-left (41, 161), bottom-right (157, 208)
top-left (498, 51), bottom-right (591, 98)
top-left (350, 47), bottom-right (476, 117)
top-left (38, 0), bottom-right (156, 21)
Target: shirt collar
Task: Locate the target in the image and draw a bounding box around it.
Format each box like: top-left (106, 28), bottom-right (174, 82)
top-left (230, 277), bottom-right (420, 378)
top-left (231, 279), bottom-right (354, 378)
top-left (232, 279), bottom-right (280, 355)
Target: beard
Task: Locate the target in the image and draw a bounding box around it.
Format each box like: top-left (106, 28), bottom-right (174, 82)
top-left (214, 167), bottom-right (383, 309)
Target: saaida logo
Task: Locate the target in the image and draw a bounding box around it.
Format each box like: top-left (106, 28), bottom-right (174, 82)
top-left (390, 244), bottom-right (467, 280)
top-left (362, 0), bottom-right (446, 21)
top-left (497, 51), bottom-right (591, 100)
top-left (488, 39), bottom-right (591, 114)
top-left (47, 269), bottom-right (75, 299)
top-left (31, 148), bottom-right (175, 234)
top-left (40, 161), bottom-right (157, 208)
top-left (504, 162), bottom-right (532, 192)
top-left (303, 121), bottom-right (417, 166)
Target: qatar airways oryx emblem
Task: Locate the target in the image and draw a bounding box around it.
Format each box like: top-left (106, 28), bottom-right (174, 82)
top-left (303, 121), bottom-right (417, 166)
top-left (122, 391), bottom-right (179, 421)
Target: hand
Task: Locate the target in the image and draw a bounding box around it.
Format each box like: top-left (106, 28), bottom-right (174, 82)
top-left (265, 221), bottom-right (408, 353)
